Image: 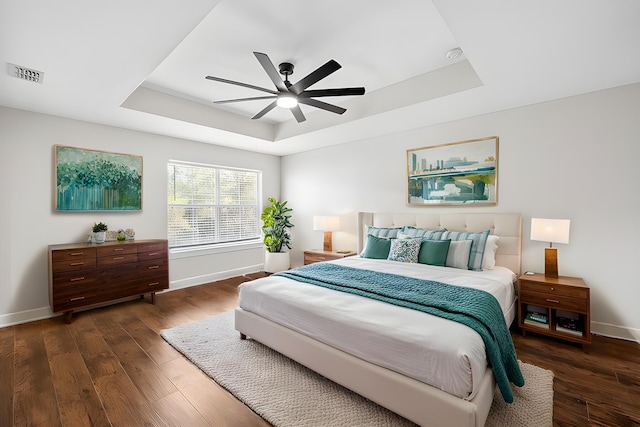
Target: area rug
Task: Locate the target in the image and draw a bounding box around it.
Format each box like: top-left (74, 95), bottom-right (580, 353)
top-left (161, 311), bottom-right (554, 427)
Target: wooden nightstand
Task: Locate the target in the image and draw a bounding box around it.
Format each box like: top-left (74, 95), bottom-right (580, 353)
top-left (303, 250), bottom-right (357, 265)
top-left (518, 273), bottom-right (591, 351)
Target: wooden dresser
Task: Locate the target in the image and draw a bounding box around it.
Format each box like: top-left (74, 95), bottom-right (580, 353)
top-left (48, 239), bottom-right (169, 323)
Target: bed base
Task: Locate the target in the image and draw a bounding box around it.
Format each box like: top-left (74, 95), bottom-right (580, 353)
top-left (235, 308), bottom-right (495, 427)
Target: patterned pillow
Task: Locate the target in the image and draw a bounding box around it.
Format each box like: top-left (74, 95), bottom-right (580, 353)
top-left (400, 226), bottom-right (446, 240)
top-left (387, 238), bottom-right (421, 263)
top-left (442, 229), bottom-right (490, 270)
top-left (367, 226), bottom-right (401, 239)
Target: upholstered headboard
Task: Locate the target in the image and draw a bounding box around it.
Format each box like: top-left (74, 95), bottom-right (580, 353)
top-left (357, 212), bottom-right (522, 274)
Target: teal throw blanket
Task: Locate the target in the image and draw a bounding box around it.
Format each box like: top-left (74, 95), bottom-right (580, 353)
top-left (275, 263), bottom-right (524, 403)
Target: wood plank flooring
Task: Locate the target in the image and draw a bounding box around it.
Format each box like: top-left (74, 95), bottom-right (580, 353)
top-left (1, 273), bottom-right (639, 426)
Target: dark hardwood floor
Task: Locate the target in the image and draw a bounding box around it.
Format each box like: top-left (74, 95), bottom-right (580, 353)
top-left (1, 273), bottom-right (639, 426)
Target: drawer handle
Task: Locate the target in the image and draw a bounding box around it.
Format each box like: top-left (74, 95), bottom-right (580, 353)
top-left (70, 262), bottom-right (85, 266)
top-left (69, 252), bottom-right (84, 256)
top-left (112, 256), bottom-right (125, 260)
top-left (113, 248), bottom-right (124, 252)
top-left (148, 252), bottom-right (160, 256)
top-left (318, 257), bottom-right (326, 260)
top-left (70, 277), bottom-right (85, 282)
top-left (148, 282), bottom-right (160, 287)
top-left (69, 296), bottom-right (85, 302)
top-left (546, 299), bottom-right (560, 304)
top-left (148, 265), bottom-right (159, 270)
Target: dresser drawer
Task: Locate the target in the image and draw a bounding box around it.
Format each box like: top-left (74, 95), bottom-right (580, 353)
top-left (97, 244), bottom-right (137, 257)
top-left (51, 247), bottom-right (97, 263)
top-left (52, 257), bottom-right (97, 273)
top-left (52, 270), bottom-right (101, 290)
top-left (521, 290), bottom-right (589, 313)
top-left (520, 280), bottom-right (588, 299)
top-left (137, 249), bottom-right (167, 261)
top-left (136, 258), bottom-right (169, 277)
top-left (97, 253), bottom-right (138, 266)
top-left (137, 242), bottom-right (168, 253)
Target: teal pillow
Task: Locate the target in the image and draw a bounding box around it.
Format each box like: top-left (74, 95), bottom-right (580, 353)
top-left (418, 239), bottom-right (451, 266)
top-left (400, 226), bottom-right (446, 240)
top-left (361, 235), bottom-right (392, 259)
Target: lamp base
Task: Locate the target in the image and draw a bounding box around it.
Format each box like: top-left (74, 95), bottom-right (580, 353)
top-left (323, 231), bottom-right (333, 252)
top-left (544, 247), bottom-right (559, 278)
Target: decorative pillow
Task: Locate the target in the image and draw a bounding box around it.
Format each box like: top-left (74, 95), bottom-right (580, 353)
top-left (482, 235), bottom-right (499, 270)
top-left (361, 235), bottom-right (392, 259)
top-left (400, 226), bottom-right (446, 240)
top-left (445, 240), bottom-right (473, 269)
top-left (418, 239), bottom-right (451, 267)
top-left (387, 238), bottom-right (421, 263)
top-left (442, 229), bottom-right (490, 271)
top-left (367, 226), bottom-right (401, 239)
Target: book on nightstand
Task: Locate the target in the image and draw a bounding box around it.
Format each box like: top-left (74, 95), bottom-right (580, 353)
top-left (524, 312), bottom-right (549, 329)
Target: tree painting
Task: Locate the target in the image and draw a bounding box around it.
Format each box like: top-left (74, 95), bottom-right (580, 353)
top-left (55, 146), bottom-right (142, 211)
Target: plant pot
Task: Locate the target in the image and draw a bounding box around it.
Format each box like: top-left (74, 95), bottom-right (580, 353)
top-left (264, 251), bottom-right (290, 273)
top-left (93, 231), bottom-right (106, 244)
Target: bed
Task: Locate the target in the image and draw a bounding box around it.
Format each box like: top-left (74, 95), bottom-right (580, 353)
top-left (235, 212), bottom-right (522, 427)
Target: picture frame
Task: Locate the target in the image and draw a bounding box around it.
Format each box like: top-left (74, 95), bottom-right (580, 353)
top-left (407, 136), bottom-right (498, 206)
top-left (54, 145), bottom-right (143, 211)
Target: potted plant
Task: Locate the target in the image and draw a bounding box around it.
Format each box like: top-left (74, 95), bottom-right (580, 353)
top-left (261, 197), bottom-right (294, 273)
top-left (92, 221), bottom-right (108, 244)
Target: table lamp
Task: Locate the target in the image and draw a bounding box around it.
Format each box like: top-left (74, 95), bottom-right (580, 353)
top-left (313, 216), bottom-right (340, 252)
top-left (530, 218), bottom-right (570, 278)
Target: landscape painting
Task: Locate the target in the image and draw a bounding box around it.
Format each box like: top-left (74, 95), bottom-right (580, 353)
top-left (55, 145), bottom-right (142, 211)
top-left (407, 137), bottom-right (498, 206)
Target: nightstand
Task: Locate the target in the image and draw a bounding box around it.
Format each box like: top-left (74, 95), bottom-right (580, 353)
top-left (518, 273), bottom-right (591, 351)
top-left (303, 249), bottom-right (357, 265)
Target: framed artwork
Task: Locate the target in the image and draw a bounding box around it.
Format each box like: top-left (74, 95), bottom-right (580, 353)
top-left (55, 145), bottom-right (143, 211)
top-left (407, 136), bottom-right (498, 206)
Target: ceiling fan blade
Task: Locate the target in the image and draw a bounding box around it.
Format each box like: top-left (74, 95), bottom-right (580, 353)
top-left (214, 95), bottom-right (277, 105)
top-left (254, 52), bottom-right (288, 93)
top-left (251, 100), bottom-right (278, 120)
top-left (290, 105), bottom-right (306, 123)
top-left (299, 87), bottom-right (366, 98)
top-left (289, 59), bottom-right (341, 94)
top-left (205, 76), bottom-right (276, 95)
top-left (298, 98), bottom-right (346, 115)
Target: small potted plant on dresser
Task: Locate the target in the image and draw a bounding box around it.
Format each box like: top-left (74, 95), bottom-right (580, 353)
top-left (261, 197), bottom-right (294, 273)
top-left (92, 222), bottom-right (108, 244)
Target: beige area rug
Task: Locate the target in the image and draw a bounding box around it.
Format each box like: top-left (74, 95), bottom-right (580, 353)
top-left (161, 311), bottom-right (553, 427)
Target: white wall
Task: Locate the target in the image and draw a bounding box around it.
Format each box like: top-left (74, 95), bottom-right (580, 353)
top-left (0, 107), bottom-right (280, 326)
top-left (282, 82), bottom-right (640, 342)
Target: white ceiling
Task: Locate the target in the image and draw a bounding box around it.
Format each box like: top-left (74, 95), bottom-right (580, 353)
top-left (2, 0), bottom-right (640, 156)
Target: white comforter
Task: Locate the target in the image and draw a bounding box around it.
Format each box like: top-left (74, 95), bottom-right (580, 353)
top-left (237, 257), bottom-right (517, 400)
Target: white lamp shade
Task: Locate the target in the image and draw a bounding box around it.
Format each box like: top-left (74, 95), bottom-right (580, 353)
top-left (313, 216), bottom-right (340, 232)
top-left (530, 218), bottom-right (570, 244)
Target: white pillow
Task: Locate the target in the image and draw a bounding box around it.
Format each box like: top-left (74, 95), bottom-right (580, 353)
top-left (445, 240), bottom-right (473, 269)
top-left (482, 235), bottom-right (499, 270)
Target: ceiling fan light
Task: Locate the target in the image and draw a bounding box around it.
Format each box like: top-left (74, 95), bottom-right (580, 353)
top-left (277, 93), bottom-right (298, 108)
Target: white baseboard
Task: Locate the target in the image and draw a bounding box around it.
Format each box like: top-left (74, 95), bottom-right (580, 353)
top-left (591, 321), bottom-right (640, 343)
top-left (0, 306), bottom-right (54, 328)
top-left (167, 264), bottom-right (263, 291)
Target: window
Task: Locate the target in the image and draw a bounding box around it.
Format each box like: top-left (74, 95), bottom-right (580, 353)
top-left (167, 161), bottom-right (261, 249)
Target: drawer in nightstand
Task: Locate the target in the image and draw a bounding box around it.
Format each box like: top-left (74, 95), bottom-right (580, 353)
top-left (520, 290), bottom-right (589, 312)
top-left (519, 280), bottom-right (588, 299)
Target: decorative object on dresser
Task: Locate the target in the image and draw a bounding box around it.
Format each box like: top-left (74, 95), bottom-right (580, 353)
top-left (312, 215), bottom-right (340, 252)
top-left (48, 239), bottom-right (168, 323)
top-left (530, 217), bottom-right (570, 277)
top-left (407, 136), bottom-right (498, 206)
top-left (303, 249), bottom-right (357, 265)
top-left (91, 221), bottom-right (108, 244)
top-left (518, 272), bottom-right (591, 351)
top-left (261, 197), bottom-right (294, 273)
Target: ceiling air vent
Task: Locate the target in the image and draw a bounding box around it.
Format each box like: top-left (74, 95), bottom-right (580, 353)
top-left (8, 63), bottom-right (44, 84)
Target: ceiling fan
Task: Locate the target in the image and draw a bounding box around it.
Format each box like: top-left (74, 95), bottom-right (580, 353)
top-left (205, 52), bottom-right (365, 123)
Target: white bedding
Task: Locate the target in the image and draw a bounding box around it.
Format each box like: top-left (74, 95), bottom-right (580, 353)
top-left (237, 256), bottom-right (517, 400)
